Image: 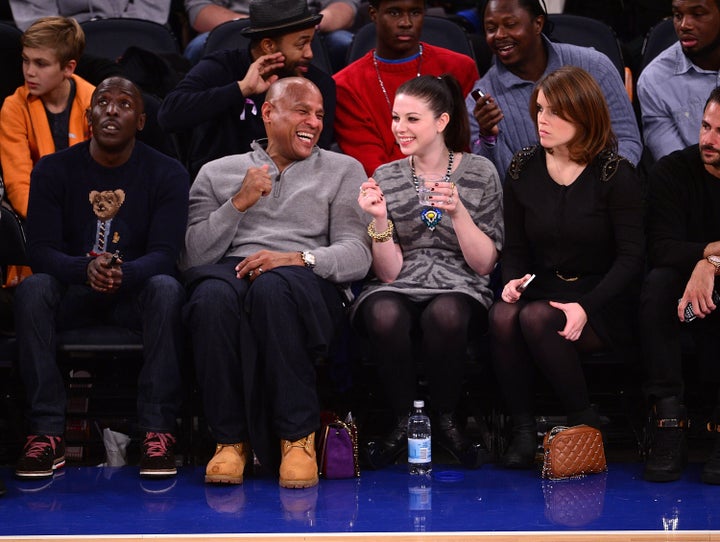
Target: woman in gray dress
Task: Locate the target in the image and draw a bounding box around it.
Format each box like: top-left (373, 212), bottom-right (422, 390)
top-left (354, 74), bottom-right (504, 469)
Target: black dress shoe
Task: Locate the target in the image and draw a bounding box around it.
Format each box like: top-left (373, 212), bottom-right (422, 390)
top-left (434, 413), bottom-right (490, 469)
top-left (502, 428), bottom-right (537, 469)
top-left (362, 415), bottom-right (408, 470)
top-left (500, 414), bottom-right (537, 469)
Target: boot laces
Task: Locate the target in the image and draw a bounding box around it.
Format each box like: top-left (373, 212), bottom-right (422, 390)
top-left (144, 432), bottom-right (175, 458)
top-left (23, 435), bottom-right (58, 459)
top-left (285, 436), bottom-right (311, 452)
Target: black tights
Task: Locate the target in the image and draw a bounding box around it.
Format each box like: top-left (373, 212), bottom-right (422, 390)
top-left (489, 299), bottom-right (604, 417)
top-left (360, 291), bottom-right (483, 417)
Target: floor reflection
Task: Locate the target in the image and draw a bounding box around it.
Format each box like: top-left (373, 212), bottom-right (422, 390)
top-left (0, 462), bottom-right (719, 536)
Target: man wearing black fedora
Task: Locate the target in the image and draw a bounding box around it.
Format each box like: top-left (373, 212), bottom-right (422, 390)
top-left (158, 0), bottom-right (336, 179)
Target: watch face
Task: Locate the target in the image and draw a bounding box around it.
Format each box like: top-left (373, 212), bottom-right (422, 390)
top-left (303, 252), bottom-right (316, 267)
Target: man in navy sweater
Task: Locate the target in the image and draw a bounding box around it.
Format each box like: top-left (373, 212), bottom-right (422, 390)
top-left (13, 77), bottom-right (189, 480)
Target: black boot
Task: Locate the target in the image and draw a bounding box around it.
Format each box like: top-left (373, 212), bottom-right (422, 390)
top-left (644, 396), bottom-right (688, 482)
top-left (502, 414), bottom-right (537, 469)
top-left (567, 406), bottom-right (603, 429)
top-left (702, 414), bottom-right (720, 485)
top-left (362, 415), bottom-right (408, 470)
top-left (434, 413), bottom-right (490, 469)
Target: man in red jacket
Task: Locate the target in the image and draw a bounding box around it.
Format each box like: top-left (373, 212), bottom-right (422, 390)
top-left (333, 0), bottom-right (479, 176)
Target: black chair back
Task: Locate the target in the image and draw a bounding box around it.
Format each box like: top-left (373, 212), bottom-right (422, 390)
top-left (0, 21), bottom-right (23, 101)
top-left (0, 176), bottom-right (27, 267)
top-left (547, 13), bottom-right (626, 80)
top-left (346, 16), bottom-right (476, 66)
top-left (81, 18), bottom-right (180, 61)
top-left (640, 18), bottom-right (677, 73)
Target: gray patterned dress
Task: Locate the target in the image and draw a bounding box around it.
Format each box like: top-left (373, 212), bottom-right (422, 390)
top-left (352, 153), bottom-right (504, 319)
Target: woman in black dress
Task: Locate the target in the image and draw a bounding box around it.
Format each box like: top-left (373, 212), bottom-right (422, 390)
top-left (490, 66), bottom-right (645, 468)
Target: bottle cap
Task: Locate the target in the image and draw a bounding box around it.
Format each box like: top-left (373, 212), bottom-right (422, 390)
top-left (413, 400), bottom-right (424, 408)
top-left (434, 470), bottom-right (464, 482)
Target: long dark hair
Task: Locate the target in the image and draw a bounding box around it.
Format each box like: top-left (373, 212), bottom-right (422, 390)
top-left (395, 74), bottom-right (470, 152)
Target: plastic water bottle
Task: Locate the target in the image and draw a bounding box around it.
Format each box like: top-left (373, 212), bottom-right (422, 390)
top-left (408, 400), bottom-right (432, 475)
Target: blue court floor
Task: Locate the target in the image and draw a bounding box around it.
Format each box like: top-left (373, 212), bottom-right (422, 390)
top-left (1, 461), bottom-right (719, 538)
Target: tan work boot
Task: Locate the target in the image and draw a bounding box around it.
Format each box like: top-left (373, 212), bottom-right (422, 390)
top-left (205, 443), bottom-right (250, 484)
top-left (279, 433), bottom-right (318, 488)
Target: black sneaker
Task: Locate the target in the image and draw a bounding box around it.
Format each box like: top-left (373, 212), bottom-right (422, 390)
top-left (15, 435), bottom-right (66, 479)
top-left (140, 432), bottom-right (177, 478)
top-left (702, 426), bottom-right (720, 485)
top-left (643, 398), bottom-right (687, 482)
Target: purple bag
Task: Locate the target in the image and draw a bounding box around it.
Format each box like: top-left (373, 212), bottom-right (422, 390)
top-left (318, 413), bottom-right (359, 479)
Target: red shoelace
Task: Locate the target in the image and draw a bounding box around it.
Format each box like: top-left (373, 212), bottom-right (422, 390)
top-left (144, 433), bottom-right (176, 457)
top-left (23, 435), bottom-right (59, 458)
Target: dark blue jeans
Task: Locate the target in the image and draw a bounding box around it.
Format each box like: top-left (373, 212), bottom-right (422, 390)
top-left (640, 267), bottom-right (720, 403)
top-left (14, 273), bottom-right (185, 435)
top-left (184, 264), bottom-right (344, 447)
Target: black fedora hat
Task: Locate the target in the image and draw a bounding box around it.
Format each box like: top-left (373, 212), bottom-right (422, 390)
top-left (241, 0), bottom-right (323, 38)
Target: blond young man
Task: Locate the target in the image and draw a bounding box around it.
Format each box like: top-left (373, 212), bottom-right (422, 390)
top-left (0, 16), bottom-right (94, 288)
top-left (0, 16), bottom-right (94, 221)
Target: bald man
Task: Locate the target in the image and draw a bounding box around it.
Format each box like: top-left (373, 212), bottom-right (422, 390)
top-left (14, 77), bottom-right (189, 480)
top-left (181, 77), bottom-right (370, 488)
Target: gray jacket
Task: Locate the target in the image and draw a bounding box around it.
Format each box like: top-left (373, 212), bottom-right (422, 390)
top-left (184, 0), bottom-right (359, 28)
top-left (10, 0), bottom-right (171, 30)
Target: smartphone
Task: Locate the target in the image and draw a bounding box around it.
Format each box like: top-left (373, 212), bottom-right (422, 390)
top-left (517, 274), bottom-right (536, 292)
top-left (681, 290), bottom-right (720, 322)
top-left (471, 88), bottom-right (486, 101)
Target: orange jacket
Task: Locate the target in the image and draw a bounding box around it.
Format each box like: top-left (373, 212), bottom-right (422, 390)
top-left (0, 74), bottom-right (94, 218)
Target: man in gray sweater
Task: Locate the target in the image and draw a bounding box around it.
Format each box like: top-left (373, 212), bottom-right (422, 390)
top-left (181, 77), bottom-right (371, 488)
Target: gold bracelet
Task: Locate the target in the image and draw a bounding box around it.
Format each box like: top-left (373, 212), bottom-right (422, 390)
top-left (367, 219), bottom-right (394, 243)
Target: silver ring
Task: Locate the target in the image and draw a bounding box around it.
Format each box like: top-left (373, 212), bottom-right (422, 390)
top-left (248, 270), bottom-right (254, 278)
top-left (258, 267), bottom-right (263, 274)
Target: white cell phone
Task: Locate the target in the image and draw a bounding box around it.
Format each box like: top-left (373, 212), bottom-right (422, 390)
top-left (517, 274), bottom-right (536, 292)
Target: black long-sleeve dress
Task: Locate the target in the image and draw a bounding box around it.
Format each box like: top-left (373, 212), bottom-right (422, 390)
top-left (502, 145), bottom-right (645, 346)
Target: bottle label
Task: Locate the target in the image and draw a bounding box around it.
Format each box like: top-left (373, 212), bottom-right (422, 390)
top-left (408, 437), bottom-right (431, 463)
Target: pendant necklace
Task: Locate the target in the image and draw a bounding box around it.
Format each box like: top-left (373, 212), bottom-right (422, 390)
top-left (411, 149), bottom-right (454, 231)
top-left (372, 44), bottom-right (424, 111)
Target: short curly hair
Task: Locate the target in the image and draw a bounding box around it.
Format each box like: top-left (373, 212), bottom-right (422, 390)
top-left (369, 0), bottom-right (427, 8)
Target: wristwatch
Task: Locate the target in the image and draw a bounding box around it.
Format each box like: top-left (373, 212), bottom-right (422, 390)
top-left (301, 251), bottom-right (316, 269)
top-left (707, 255), bottom-right (720, 273)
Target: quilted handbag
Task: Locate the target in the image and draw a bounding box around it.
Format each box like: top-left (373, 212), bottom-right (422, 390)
top-left (317, 412), bottom-right (359, 479)
top-left (541, 424), bottom-right (607, 480)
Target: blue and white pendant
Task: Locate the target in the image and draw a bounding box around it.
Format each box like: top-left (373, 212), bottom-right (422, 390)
top-left (421, 207), bottom-right (442, 231)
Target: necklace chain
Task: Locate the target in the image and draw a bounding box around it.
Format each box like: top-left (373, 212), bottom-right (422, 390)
top-left (411, 149), bottom-right (454, 192)
top-left (372, 44), bottom-right (423, 111)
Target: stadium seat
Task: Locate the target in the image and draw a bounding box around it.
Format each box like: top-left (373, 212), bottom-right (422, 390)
top-left (80, 18), bottom-right (180, 61)
top-left (0, 21), bottom-right (23, 101)
top-left (547, 13), bottom-right (632, 100)
top-left (639, 18), bottom-right (677, 73)
top-left (346, 16), bottom-right (476, 66)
